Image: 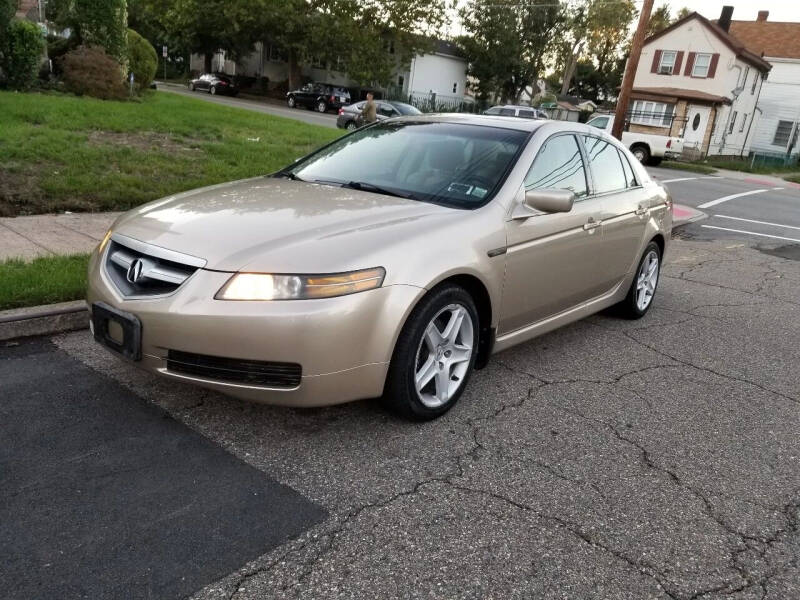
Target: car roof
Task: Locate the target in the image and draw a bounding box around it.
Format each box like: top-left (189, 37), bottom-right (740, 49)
top-left (489, 105), bottom-right (541, 110)
top-left (379, 113), bottom-right (566, 133)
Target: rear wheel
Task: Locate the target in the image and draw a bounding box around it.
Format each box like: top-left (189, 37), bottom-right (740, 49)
top-left (383, 285), bottom-right (479, 420)
top-left (345, 120), bottom-right (357, 131)
top-left (209, 86), bottom-right (216, 95)
top-left (615, 241), bottom-right (661, 319)
top-left (188, 82), bottom-right (195, 91)
top-left (631, 145), bottom-right (650, 164)
top-left (287, 96), bottom-right (295, 108)
top-left (317, 100), bottom-right (327, 113)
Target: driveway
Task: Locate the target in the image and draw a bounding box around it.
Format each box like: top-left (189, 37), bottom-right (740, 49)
top-left (156, 82), bottom-right (339, 129)
top-left (3, 236), bottom-right (799, 599)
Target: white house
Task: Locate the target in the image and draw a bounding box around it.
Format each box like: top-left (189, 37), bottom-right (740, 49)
top-left (189, 39), bottom-right (467, 104)
top-left (629, 7), bottom-right (771, 157)
top-left (729, 11), bottom-right (800, 162)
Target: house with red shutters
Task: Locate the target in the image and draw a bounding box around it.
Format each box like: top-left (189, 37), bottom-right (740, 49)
top-left (628, 6), bottom-right (771, 158)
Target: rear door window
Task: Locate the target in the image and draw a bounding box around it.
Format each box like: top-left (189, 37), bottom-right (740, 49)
top-left (583, 136), bottom-right (628, 194)
top-left (498, 108), bottom-right (516, 117)
top-left (525, 134), bottom-right (588, 198)
top-left (518, 110), bottom-right (537, 119)
top-left (618, 149), bottom-right (638, 187)
top-left (587, 116), bottom-right (609, 130)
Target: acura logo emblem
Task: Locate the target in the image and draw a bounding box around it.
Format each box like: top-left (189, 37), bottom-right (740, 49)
top-left (126, 259), bottom-right (144, 284)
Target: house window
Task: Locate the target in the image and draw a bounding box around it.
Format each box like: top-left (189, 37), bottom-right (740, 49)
top-left (398, 75), bottom-right (404, 87)
top-left (728, 111), bottom-right (737, 134)
top-left (692, 53), bottom-right (712, 77)
top-left (742, 66), bottom-right (749, 89)
top-left (751, 73), bottom-right (758, 95)
top-left (773, 120), bottom-right (796, 146)
top-left (658, 50), bottom-right (677, 74)
top-left (452, 82), bottom-right (457, 94)
top-left (631, 100), bottom-right (674, 126)
top-left (739, 114), bottom-right (747, 133)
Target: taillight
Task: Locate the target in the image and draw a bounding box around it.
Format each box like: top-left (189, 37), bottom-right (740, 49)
top-left (666, 139), bottom-right (671, 148)
top-left (330, 95), bottom-right (335, 102)
top-left (338, 108), bottom-right (344, 115)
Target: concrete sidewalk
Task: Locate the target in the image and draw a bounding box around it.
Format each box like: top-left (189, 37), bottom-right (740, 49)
top-left (0, 212), bottom-right (119, 261)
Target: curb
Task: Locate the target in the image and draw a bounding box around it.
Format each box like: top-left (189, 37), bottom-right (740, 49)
top-left (0, 300), bottom-right (88, 342)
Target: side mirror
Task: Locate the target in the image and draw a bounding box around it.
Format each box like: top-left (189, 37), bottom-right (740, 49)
top-left (524, 188), bottom-right (575, 213)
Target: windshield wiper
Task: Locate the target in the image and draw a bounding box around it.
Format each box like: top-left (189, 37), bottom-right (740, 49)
top-left (276, 171), bottom-right (305, 182)
top-left (343, 181), bottom-right (415, 200)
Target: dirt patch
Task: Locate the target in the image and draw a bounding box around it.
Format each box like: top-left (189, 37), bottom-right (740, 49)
top-left (86, 131), bottom-right (203, 154)
top-left (0, 168), bottom-right (46, 217)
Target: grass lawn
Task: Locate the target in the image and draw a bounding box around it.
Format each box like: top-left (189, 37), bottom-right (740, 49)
top-left (0, 90), bottom-right (342, 216)
top-left (703, 157), bottom-right (800, 175)
top-left (658, 160), bottom-right (717, 175)
top-left (0, 254), bottom-right (89, 310)
top-left (785, 174), bottom-right (800, 184)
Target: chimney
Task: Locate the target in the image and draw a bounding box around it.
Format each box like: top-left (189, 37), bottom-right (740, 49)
top-left (719, 6), bottom-right (734, 32)
top-left (757, 10), bottom-right (769, 22)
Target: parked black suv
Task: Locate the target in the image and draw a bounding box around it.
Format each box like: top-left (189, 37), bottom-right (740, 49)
top-left (286, 83), bottom-right (351, 113)
top-left (188, 73), bottom-right (239, 96)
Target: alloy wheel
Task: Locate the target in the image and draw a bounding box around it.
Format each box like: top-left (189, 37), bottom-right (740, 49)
top-left (414, 303), bottom-right (474, 409)
top-left (210, 86), bottom-right (216, 95)
top-left (346, 121), bottom-right (357, 130)
top-left (635, 250), bottom-right (659, 311)
top-left (317, 101), bottom-right (327, 113)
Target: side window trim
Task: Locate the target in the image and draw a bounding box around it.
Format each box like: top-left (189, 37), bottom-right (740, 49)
top-left (524, 132), bottom-right (590, 201)
top-left (617, 147), bottom-right (641, 189)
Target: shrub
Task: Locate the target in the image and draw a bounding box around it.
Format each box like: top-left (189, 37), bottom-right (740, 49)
top-left (61, 45), bottom-right (126, 100)
top-left (0, 19), bottom-right (46, 90)
top-left (72, 0), bottom-right (127, 64)
top-left (47, 35), bottom-right (79, 76)
top-left (126, 29), bottom-right (156, 91)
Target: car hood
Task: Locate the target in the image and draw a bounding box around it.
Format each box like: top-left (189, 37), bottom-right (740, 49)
top-left (112, 177), bottom-right (456, 273)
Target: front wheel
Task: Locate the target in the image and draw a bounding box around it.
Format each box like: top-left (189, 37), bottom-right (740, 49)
top-left (287, 96), bottom-right (295, 108)
top-left (188, 82), bottom-right (195, 91)
top-left (316, 100), bottom-right (328, 113)
top-left (615, 241), bottom-right (661, 319)
top-left (209, 86), bottom-right (216, 95)
top-left (383, 285), bottom-right (479, 420)
top-left (345, 120), bottom-right (357, 131)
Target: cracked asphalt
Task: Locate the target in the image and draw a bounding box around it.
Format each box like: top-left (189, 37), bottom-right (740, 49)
top-left (31, 235), bottom-right (797, 599)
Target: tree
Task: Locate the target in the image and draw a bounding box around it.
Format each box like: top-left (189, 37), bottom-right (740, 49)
top-left (1, 19), bottom-right (46, 89)
top-left (127, 28), bottom-right (157, 89)
top-left (458, 0), bottom-right (562, 103)
top-left (585, 0), bottom-right (636, 101)
top-left (48, 0), bottom-right (128, 63)
top-left (676, 7), bottom-right (691, 20)
top-left (646, 3), bottom-right (672, 37)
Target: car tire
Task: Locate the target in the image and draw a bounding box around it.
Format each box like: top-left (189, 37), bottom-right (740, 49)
top-left (316, 101), bottom-right (327, 113)
top-left (210, 86), bottom-right (216, 95)
top-left (345, 120), bottom-right (357, 131)
top-left (631, 145), bottom-right (650, 164)
top-left (188, 82), bottom-right (195, 91)
top-left (287, 96), bottom-right (295, 108)
top-left (615, 241), bottom-right (661, 319)
top-left (383, 284), bottom-right (479, 420)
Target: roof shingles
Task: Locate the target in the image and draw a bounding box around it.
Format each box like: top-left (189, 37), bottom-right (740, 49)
top-left (727, 20), bottom-right (800, 60)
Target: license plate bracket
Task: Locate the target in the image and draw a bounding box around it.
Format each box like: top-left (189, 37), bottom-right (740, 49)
top-left (91, 302), bottom-right (142, 361)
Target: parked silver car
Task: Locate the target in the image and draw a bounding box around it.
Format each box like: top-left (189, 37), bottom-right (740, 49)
top-left (336, 100), bottom-right (421, 130)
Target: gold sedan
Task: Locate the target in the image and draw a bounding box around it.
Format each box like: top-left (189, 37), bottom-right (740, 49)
top-left (87, 115), bottom-right (672, 420)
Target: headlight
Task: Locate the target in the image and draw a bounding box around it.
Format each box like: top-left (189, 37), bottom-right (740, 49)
top-left (215, 267), bottom-right (386, 300)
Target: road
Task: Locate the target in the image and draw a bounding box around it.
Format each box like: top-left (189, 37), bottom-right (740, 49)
top-left (3, 236), bottom-right (799, 599)
top-left (156, 81), bottom-right (339, 129)
top-left (648, 166), bottom-right (800, 250)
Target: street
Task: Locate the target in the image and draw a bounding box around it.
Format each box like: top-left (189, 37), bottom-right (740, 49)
top-left (156, 82), bottom-right (339, 129)
top-left (3, 231), bottom-right (799, 599)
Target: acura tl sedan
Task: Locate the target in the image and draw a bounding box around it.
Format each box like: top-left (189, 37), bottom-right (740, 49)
top-left (87, 116), bottom-right (672, 420)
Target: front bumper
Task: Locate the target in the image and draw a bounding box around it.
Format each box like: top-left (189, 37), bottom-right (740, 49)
top-left (87, 250), bottom-right (422, 406)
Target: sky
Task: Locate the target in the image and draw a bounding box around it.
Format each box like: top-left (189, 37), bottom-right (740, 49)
top-left (669, 1), bottom-right (800, 22)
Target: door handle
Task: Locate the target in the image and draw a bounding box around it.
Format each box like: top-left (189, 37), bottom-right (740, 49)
top-left (635, 205), bottom-right (648, 216)
top-left (583, 218), bottom-right (601, 232)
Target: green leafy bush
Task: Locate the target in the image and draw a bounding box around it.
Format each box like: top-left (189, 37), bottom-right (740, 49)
top-left (71, 0), bottom-right (128, 64)
top-left (61, 45), bottom-right (126, 100)
top-left (126, 28), bottom-right (156, 91)
top-left (0, 19), bottom-right (46, 90)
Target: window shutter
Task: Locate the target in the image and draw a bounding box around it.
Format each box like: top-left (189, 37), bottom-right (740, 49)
top-left (650, 50), bottom-right (662, 73)
top-left (707, 53), bottom-right (720, 78)
top-left (673, 51), bottom-right (684, 75)
top-left (684, 52), bottom-right (696, 76)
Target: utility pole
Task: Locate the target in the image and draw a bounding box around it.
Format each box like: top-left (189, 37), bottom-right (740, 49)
top-left (612, 0), bottom-right (654, 141)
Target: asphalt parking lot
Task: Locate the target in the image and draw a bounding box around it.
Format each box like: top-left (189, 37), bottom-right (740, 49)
top-left (3, 230), bottom-right (799, 599)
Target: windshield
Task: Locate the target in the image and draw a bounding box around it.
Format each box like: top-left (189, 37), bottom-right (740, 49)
top-left (284, 122), bottom-right (529, 209)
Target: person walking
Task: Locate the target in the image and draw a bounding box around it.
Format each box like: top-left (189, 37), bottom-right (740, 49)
top-left (360, 92), bottom-right (377, 126)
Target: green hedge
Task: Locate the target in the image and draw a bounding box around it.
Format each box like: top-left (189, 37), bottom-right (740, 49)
top-left (127, 28), bottom-right (156, 91)
top-left (0, 19), bottom-right (45, 90)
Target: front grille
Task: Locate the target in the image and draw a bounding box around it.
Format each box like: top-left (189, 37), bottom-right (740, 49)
top-left (166, 350), bottom-right (302, 388)
top-left (104, 236), bottom-right (203, 298)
